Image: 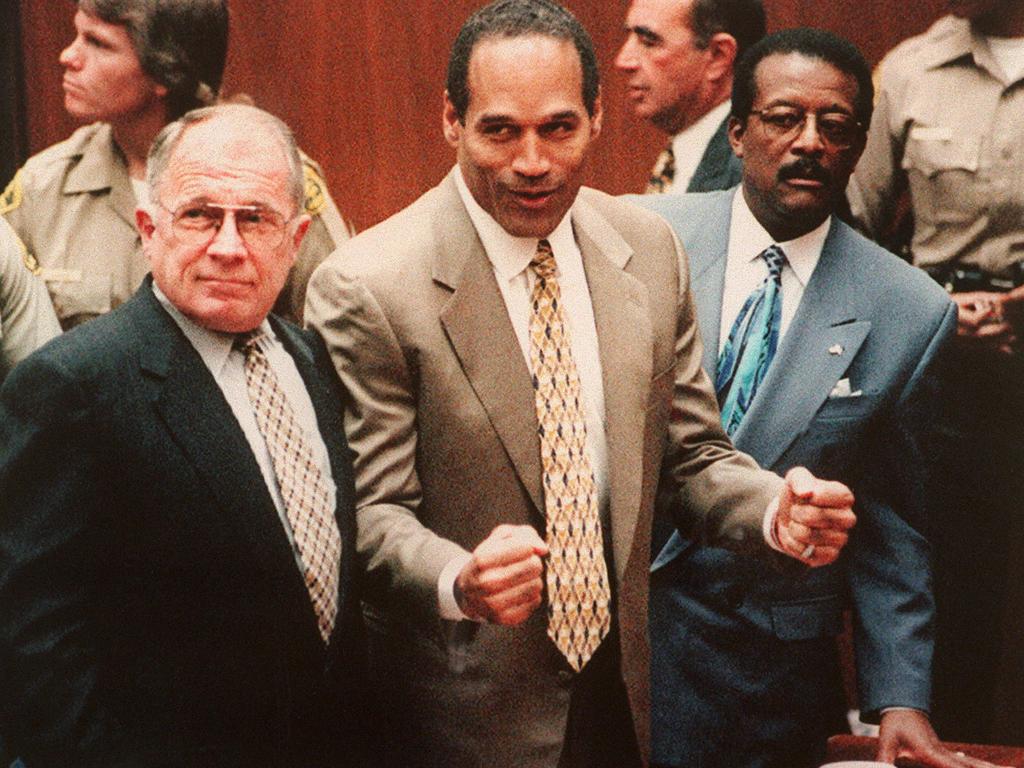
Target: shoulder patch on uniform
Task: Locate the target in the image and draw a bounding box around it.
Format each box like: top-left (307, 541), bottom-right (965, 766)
top-left (1, 170), bottom-right (23, 215)
top-left (303, 162), bottom-right (327, 217)
top-left (14, 231), bottom-right (39, 274)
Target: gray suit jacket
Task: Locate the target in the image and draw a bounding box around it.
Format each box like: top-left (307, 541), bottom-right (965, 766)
top-left (306, 172), bottom-right (784, 768)
top-left (631, 189), bottom-right (956, 768)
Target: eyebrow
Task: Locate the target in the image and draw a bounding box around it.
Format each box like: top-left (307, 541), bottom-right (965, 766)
top-left (628, 24), bottom-right (662, 44)
top-left (475, 110), bottom-right (581, 126)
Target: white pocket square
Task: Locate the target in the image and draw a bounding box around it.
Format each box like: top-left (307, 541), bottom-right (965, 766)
top-left (828, 378), bottom-right (862, 399)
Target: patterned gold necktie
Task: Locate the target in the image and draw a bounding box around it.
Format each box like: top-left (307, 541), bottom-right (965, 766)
top-left (238, 330), bottom-right (341, 643)
top-left (645, 143), bottom-right (675, 194)
top-left (528, 239), bottom-right (612, 672)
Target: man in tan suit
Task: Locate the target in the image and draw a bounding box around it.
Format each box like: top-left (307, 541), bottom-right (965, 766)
top-left (306, 2), bottom-right (856, 766)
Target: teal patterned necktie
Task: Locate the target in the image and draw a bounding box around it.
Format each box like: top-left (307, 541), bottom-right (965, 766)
top-left (716, 245), bottom-right (787, 436)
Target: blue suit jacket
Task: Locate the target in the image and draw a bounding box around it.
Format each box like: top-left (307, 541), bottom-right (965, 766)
top-left (631, 189), bottom-right (956, 768)
top-left (0, 280), bottom-right (369, 767)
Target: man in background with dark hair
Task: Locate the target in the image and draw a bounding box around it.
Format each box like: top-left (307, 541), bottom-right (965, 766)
top-left (307, 2), bottom-right (858, 767)
top-left (633, 27), bottom-right (992, 768)
top-left (615, 0), bottom-right (765, 194)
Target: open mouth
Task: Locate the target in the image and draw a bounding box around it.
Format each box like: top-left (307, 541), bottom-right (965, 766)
top-left (511, 189), bottom-right (557, 207)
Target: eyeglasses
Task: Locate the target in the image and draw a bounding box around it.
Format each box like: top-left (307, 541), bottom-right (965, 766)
top-left (155, 201), bottom-right (294, 250)
top-left (749, 106), bottom-right (863, 149)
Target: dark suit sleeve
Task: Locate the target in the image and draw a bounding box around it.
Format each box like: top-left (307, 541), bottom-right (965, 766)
top-left (0, 352), bottom-right (120, 764)
top-left (850, 300), bottom-right (957, 719)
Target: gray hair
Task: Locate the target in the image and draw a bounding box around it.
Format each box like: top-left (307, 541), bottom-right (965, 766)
top-left (147, 104), bottom-right (305, 214)
top-left (79, 0), bottom-right (229, 119)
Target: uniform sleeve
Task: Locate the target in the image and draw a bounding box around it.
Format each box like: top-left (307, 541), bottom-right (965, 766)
top-left (276, 157), bottom-right (356, 325)
top-left (0, 219), bottom-right (60, 381)
top-left (848, 58), bottom-right (907, 240)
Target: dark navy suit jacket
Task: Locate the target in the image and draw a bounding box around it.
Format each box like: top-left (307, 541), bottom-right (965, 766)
top-left (0, 280), bottom-right (369, 767)
top-left (632, 189), bottom-right (956, 768)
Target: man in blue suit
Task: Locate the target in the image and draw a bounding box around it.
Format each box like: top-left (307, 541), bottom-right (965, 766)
top-left (632, 28), bottom-right (989, 768)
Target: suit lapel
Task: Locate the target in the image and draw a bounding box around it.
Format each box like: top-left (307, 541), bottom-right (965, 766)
top-left (686, 193), bottom-right (733, 377)
top-left (573, 197), bottom-right (653, 586)
top-left (135, 287), bottom-right (323, 643)
top-left (435, 176), bottom-right (545, 516)
top-left (732, 220), bottom-right (871, 467)
top-left (686, 119), bottom-right (739, 193)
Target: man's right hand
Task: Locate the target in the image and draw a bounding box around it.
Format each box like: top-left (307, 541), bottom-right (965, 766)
top-left (455, 524), bottom-right (548, 626)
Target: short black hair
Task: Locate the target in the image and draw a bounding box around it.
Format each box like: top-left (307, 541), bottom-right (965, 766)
top-left (689, 0), bottom-right (766, 59)
top-left (446, 0), bottom-right (600, 121)
top-left (732, 27), bottom-right (873, 127)
top-left (79, 0), bottom-right (229, 119)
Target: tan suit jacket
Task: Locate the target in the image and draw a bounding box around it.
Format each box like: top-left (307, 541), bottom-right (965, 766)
top-left (306, 170), bottom-right (782, 768)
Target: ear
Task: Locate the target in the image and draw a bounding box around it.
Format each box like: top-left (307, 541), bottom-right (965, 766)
top-left (589, 87), bottom-right (603, 139)
top-left (289, 213), bottom-right (312, 265)
top-left (727, 114), bottom-right (745, 158)
top-left (136, 205), bottom-right (156, 245)
top-left (442, 91), bottom-right (462, 149)
top-left (705, 33), bottom-right (738, 83)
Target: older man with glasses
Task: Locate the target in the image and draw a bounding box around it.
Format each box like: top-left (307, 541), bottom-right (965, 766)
top-left (0, 103), bottom-right (370, 767)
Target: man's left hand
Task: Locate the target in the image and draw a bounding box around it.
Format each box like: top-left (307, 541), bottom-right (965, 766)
top-left (877, 709), bottom-right (1009, 768)
top-left (774, 467), bottom-right (856, 567)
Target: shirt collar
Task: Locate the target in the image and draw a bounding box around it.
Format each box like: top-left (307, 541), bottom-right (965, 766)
top-left (671, 100), bottom-right (732, 158)
top-left (453, 165), bottom-right (577, 283)
top-left (152, 282), bottom-right (275, 377)
top-left (922, 15), bottom-right (1016, 83)
top-left (730, 188), bottom-right (829, 287)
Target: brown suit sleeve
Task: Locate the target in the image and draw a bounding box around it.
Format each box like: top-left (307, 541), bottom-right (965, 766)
top-left (305, 256), bottom-right (468, 625)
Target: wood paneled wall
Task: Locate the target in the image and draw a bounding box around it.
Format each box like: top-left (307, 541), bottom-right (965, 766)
top-left (19, 0), bottom-right (947, 232)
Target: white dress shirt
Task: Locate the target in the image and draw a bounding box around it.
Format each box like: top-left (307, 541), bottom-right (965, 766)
top-left (720, 189), bottom-right (829, 352)
top-left (437, 168), bottom-right (610, 620)
top-left (666, 100), bottom-right (733, 193)
top-left (153, 283), bottom-right (335, 569)
top-left (719, 191), bottom-right (830, 549)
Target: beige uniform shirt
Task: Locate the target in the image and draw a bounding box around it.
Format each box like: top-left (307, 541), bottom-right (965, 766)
top-left (1, 122), bottom-right (353, 329)
top-left (849, 15), bottom-right (1024, 276)
top-left (0, 219), bottom-right (60, 382)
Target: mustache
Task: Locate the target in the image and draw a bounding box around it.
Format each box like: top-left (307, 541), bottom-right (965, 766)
top-left (778, 158), bottom-right (831, 184)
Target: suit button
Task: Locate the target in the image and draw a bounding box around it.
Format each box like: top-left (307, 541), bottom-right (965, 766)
top-left (556, 669), bottom-right (575, 687)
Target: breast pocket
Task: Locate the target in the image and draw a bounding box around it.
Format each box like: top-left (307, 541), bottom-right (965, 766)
top-left (42, 270), bottom-right (113, 328)
top-left (813, 392), bottom-right (878, 423)
top-left (902, 132), bottom-right (982, 226)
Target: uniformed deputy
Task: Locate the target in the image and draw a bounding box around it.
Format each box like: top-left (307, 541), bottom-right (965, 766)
top-left (848, 0), bottom-right (1024, 746)
top-left (0, 218), bottom-right (61, 382)
top-left (1, 0), bottom-right (351, 330)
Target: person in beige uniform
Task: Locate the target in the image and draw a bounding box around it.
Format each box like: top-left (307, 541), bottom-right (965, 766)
top-left (1, 0), bottom-right (350, 329)
top-left (0, 218), bottom-right (60, 382)
top-left (848, 0), bottom-right (1024, 745)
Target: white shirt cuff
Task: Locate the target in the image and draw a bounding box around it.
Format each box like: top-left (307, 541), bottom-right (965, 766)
top-left (438, 551), bottom-right (474, 620)
top-left (763, 495), bottom-right (785, 553)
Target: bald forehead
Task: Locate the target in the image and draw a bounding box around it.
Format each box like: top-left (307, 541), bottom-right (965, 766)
top-left (162, 115), bottom-right (296, 211)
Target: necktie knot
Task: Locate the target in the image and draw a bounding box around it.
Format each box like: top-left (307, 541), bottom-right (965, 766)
top-left (645, 144), bottom-right (675, 194)
top-left (761, 245), bottom-right (787, 282)
top-left (531, 239), bottom-right (558, 279)
top-left (235, 329), bottom-right (265, 354)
